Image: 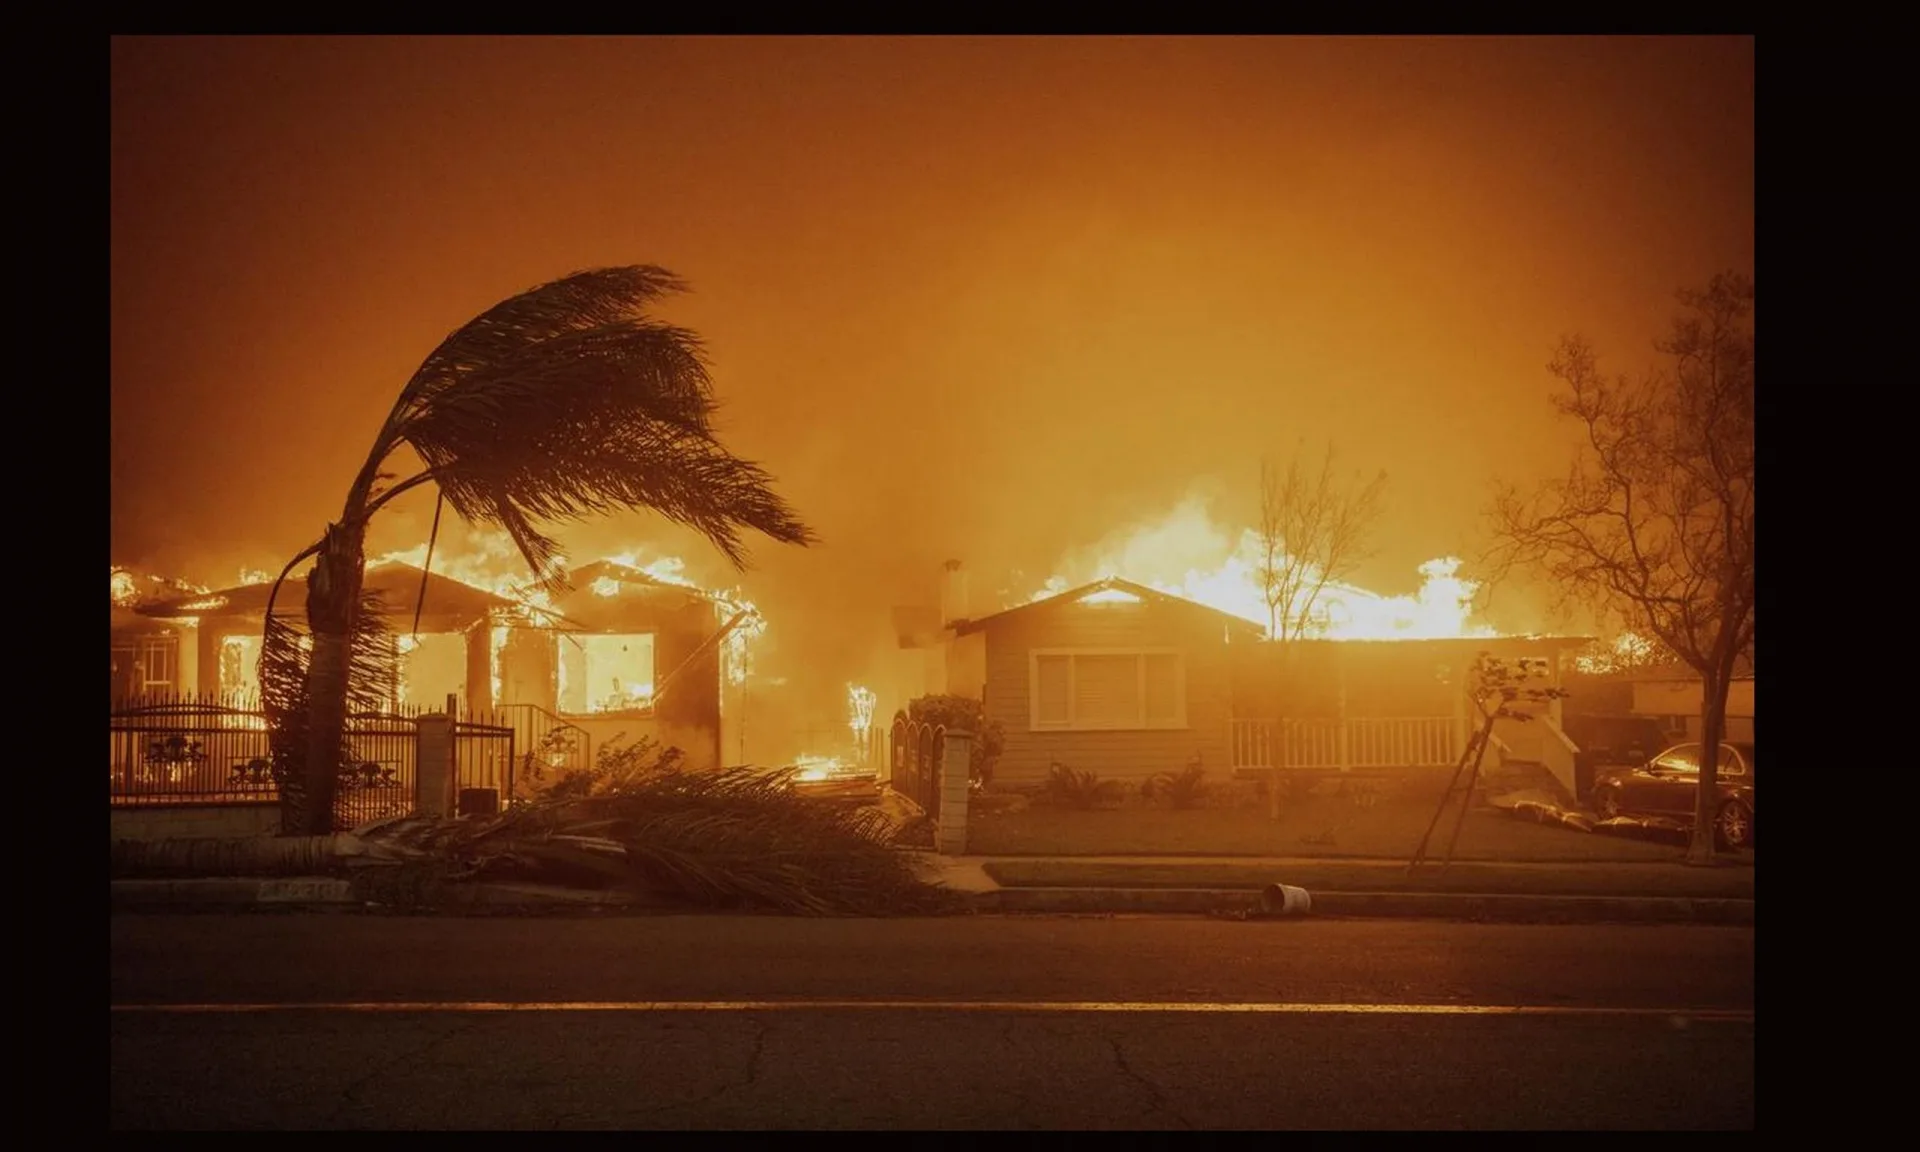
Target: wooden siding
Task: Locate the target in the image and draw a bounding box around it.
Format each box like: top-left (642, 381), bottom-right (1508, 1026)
top-left (982, 599), bottom-right (1236, 788)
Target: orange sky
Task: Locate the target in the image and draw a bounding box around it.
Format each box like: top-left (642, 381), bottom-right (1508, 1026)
top-left (110, 36), bottom-right (1753, 746)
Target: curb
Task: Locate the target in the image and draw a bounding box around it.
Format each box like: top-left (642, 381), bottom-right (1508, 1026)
top-left (110, 878), bottom-right (659, 912)
top-left (112, 878), bottom-right (356, 909)
top-left (976, 886), bottom-right (1754, 924)
top-left (111, 878), bottom-right (1754, 924)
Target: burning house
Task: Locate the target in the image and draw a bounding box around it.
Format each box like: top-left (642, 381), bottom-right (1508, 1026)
top-left (125, 551), bottom-right (756, 775)
top-left (890, 502), bottom-right (1594, 797)
top-left (494, 559), bottom-right (754, 774)
top-left (111, 567), bottom-right (219, 702)
top-left (129, 562), bottom-right (517, 710)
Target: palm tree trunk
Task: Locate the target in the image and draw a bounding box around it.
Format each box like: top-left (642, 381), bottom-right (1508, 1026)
top-left (299, 522), bottom-right (367, 835)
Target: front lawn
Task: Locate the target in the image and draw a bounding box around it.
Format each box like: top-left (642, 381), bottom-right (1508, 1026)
top-left (966, 791), bottom-right (1697, 863)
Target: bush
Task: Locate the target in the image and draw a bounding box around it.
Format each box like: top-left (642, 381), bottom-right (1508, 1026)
top-left (1046, 761), bottom-right (1123, 810)
top-left (523, 735), bottom-right (684, 802)
top-left (1142, 757), bottom-right (1208, 809)
top-left (906, 694), bottom-right (1004, 788)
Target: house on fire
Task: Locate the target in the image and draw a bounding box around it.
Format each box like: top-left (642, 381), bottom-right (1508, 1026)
top-left (128, 562), bottom-right (515, 711)
top-left (127, 559), bottom-right (746, 773)
top-left (491, 560), bottom-right (746, 773)
top-left (902, 566), bottom-right (1592, 796)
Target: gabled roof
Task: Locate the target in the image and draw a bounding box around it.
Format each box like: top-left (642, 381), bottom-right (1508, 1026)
top-left (952, 577), bottom-right (1265, 638)
top-left (135, 561), bottom-right (515, 623)
top-left (566, 560), bottom-right (717, 603)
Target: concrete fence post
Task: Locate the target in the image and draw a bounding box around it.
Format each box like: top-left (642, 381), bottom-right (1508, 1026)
top-left (937, 729), bottom-right (972, 855)
top-left (416, 713), bottom-right (456, 818)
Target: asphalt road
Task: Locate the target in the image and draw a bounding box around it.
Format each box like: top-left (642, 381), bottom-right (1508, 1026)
top-left (111, 913), bottom-right (1754, 1129)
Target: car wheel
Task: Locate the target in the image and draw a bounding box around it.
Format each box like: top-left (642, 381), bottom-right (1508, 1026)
top-left (1716, 800), bottom-right (1754, 850)
top-left (1595, 788), bottom-right (1621, 819)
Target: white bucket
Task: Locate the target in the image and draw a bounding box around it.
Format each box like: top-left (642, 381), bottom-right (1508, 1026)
top-left (1259, 882), bottom-right (1312, 916)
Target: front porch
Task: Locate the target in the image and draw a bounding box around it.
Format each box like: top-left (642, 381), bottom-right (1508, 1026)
top-left (1226, 716), bottom-right (1465, 774)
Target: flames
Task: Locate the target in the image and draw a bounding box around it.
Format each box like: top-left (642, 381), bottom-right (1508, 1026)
top-left (848, 684), bottom-right (877, 743)
top-left (1023, 499), bottom-right (1494, 641)
top-left (110, 565), bottom-right (208, 610)
top-left (1573, 630), bottom-right (1660, 675)
top-left (364, 529), bottom-right (770, 694)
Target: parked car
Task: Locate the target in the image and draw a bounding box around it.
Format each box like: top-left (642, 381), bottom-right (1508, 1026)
top-left (1590, 741), bottom-right (1754, 849)
top-left (1561, 714), bottom-right (1672, 799)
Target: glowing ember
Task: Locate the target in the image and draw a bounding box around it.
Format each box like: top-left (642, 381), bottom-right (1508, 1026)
top-left (111, 566), bottom-right (209, 609)
top-left (1574, 629), bottom-right (1659, 674)
top-left (590, 576), bottom-right (623, 598)
top-left (848, 684), bottom-right (877, 743)
top-left (792, 753), bottom-right (847, 782)
top-left (1023, 499), bottom-right (1493, 640)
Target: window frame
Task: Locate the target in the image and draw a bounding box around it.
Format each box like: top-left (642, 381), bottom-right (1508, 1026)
top-left (556, 630), bottom-right (660, 719)
top-left (1028, 647), bottom-right (1188, 732)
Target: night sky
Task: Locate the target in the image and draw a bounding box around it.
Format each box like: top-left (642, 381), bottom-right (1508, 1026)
top-left (111, 36), bottom-right (1753, 736)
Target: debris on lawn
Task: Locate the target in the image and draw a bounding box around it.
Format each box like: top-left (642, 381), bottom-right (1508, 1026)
top-left (365, 766), bottom-right (968, 915)
top-left (1492, 789), bottom-right (1690, 845)
top-left (121, 767), bottom-right (967, 916)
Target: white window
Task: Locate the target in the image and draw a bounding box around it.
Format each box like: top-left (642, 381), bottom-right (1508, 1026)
top-left (218, 634), bottom-right (261, 698)
top-left (557, 633), bottom-right (656, 717)
top-left (1029, 649), bottom-right (1186, 731)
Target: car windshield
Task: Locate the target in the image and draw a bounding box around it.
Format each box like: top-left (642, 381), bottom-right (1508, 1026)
top-left (1652, 742), bottom-right (1752, 777)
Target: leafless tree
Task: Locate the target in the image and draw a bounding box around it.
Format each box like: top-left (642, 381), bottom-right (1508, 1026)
top-left (1488, 272), bottom-right (1754, 863)
top-left (1254, 443), bottom-right (1387, 641)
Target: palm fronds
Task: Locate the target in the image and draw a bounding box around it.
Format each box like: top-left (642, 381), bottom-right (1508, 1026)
top-left (260, 587), bottom-right (401, 805)
top-left (364, 766), bottom-right (966, 916)
top-left (364, 266), bottom-right (815, 582)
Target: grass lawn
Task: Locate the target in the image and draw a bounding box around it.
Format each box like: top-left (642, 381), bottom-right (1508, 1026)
top-left (966, 792), bottom-right (1714, 864)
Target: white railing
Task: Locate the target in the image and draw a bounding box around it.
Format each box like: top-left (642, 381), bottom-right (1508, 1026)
top-left (1229, 719), bottom-right (1274, 770)
top-left (1230, 716), bottom-right (1461, 771)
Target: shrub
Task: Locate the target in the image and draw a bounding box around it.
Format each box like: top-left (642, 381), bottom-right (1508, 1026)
top-left (524, 735), bottom-right (684, 802)
top-left (906, 694), bottom-right (1005, 788)
top-left (1046, 761), bottom-right (1123, 810)
top-left (1143, 757), bottom-right (1208, 809)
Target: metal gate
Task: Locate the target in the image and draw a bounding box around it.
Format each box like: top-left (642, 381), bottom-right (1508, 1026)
top-left (453, 718), bottom-right (517, 811)
top-left (887, 712), bottom-right (944, 821)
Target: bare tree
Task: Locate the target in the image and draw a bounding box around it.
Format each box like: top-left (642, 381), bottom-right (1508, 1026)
top-left (1488, 272), bottom-right (1754, 864)
top-left (1255, 442), bottom-right (1387, 641)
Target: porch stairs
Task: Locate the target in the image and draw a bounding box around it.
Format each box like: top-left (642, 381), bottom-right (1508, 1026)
top-left (1484, 716), bottom-right (1580, 806)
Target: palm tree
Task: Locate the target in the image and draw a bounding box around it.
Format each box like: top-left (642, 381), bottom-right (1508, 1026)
top-left (264, 266), bottom-right (814, 835)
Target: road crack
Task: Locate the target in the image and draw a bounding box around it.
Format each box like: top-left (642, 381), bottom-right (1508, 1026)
top-left (1106, 1032), bottom-right (1191, 1130)
top-left (323, 1015), bottom-right (484, 1126)
top-left (623, 1014), bottom-right (768, 1122)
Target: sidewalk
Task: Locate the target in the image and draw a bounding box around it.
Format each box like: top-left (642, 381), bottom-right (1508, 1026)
top-left (927, 854), bottom-right (1754, 923)
top-left (109, 852), bottom-right (1754, 924)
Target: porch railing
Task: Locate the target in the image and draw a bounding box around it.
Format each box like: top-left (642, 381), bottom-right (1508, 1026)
top-left (1229, 716), bottom-right (1461, 772)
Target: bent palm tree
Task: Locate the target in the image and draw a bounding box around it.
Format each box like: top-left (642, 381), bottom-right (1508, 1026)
top-left (266, 266), bottom-right (813, 834)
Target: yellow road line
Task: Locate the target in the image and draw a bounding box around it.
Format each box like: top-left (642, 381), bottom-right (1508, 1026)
top-left (110, 1000), bottom-right (1754, 1020)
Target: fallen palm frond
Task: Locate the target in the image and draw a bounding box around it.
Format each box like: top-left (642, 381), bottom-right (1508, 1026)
top-left (357, 765), bottom-right (966, 916)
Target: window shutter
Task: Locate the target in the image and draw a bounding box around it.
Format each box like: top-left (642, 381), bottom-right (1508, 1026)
top-left (1144, 653), bottom-right (1182, 725)
top-left (1075, 654), bottom-right (1141, 726)
top-left (1034, 655), bottom-right (1071, 725)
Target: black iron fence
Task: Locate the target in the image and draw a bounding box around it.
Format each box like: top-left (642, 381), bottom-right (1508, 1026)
top-left (109, 695), bottom-right (273, 805)
top-left (110, 692), bottom-right (515, 829)
top-left (453, 718), bottom-right (517, 813)
top-left (486, 703), bottom-right (592, 792)
top-left (888, 712), bottom-right (945, 821)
